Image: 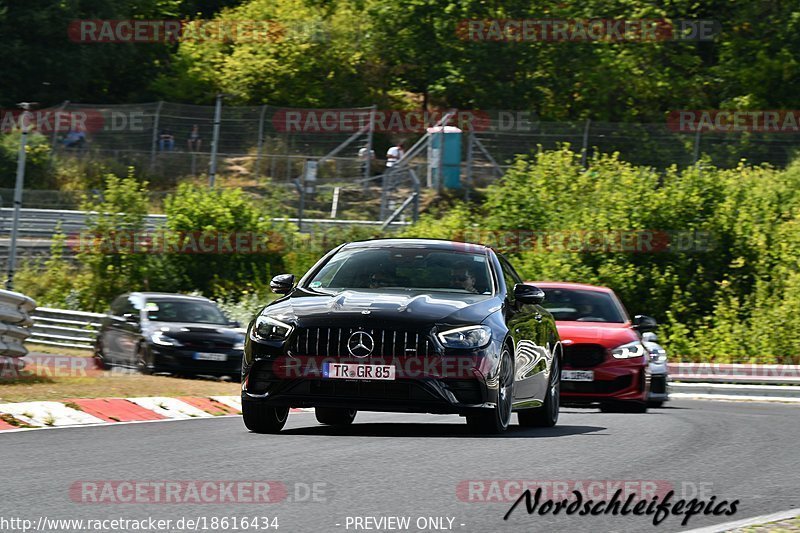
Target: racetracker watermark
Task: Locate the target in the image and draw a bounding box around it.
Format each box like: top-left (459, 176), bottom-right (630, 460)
top-left (271, 109), bottom-right (491, 133)
top-left (669, 362), bottom-right (800, 378)
top-left (453, 229), bottom-right (716, 253)
top-left (68, 20), bottom-right (289, 44)
top-left (68, 481), bottom-right (329, 504)
top-left (1, 355), bottom-right (106, 381)
top-left (0, 109), bottom-right (146, 134)
top-left (669, 110), bottom-right (800, 133)
top-left (68, 231), bottom-right (286, 255)
top-left (457, 19), bottom-right (719, 42)
top-left (262, 355), bottom-right (492, 381)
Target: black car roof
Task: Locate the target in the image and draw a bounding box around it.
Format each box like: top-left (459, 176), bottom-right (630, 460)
top-left (342, 238), bottom-right (489, 252)
top-left (130, 292), bottom-right (212, 302)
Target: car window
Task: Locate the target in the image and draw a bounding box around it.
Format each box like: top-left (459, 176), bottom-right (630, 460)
top-left (498, 256), bottom-right (522, 302)
top-left (145, 299), bottom-right (229, 325)
top-left (307, 247), bottom-right (493, 295)
top-left (540, 288), bottom-right (626, 323)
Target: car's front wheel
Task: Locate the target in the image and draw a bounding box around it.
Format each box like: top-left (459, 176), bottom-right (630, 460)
top-left (136, 344), bottom-right (159, 375)
top-left (242, 402), bottom-right (290, 433)
top-left (518, 355), bottom-right (560, 427)
top-left (466, 348), bottom-right (513, 434)
top-left (315, 408), bottom-right (357, 426)
top-left (94, 341), bottom-right (111, 370)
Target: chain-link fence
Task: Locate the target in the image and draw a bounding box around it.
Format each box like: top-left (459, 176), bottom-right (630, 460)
top-left (7, 102), bottom-right (800, 221)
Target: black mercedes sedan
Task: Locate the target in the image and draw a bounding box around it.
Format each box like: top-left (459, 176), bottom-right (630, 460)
top-left (242, 239), bottom-right (562, 434)
top-left (94, 292), bottom-right (245, 377)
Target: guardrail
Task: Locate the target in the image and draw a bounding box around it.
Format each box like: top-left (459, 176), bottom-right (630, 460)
top-left (668, 363), bottom-right (800, 402)
top-left (28, 307), bottom-right (106, 350)
top-left (0, 289), bottom-right (36, 359)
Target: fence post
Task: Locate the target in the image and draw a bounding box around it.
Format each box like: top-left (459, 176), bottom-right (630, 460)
top-left (580, 118), bottom-right (591, 168)
top-left (693, 126), bottom-right (701, 164)
top-left (149, 101), bottom-right (164, 171)
top-left (208, 93), bottom-right (224, 188)
top-left (364, 105), bottom-right (377, 187)
top-left (48, 100), bottom-right (69, 169)
top-left (254, 104), bottom-right (268, 180)
top-left (465, 131), bottom-right (474, 200)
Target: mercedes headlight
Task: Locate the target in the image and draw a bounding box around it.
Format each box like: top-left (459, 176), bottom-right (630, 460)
top-left (611, 341), bottom-right (647, 359)
top-left (151, 331), bottom-right (182, 347)
top-left (252, 316), bottom-right (294, 341)
top-left (437, 325), bottom-right (492, 349)
top-left (648, 346), bottom-right (667, 363)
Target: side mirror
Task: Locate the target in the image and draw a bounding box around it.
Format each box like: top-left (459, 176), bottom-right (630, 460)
top-left (514, 283), bottom-right (545, 305)
top-left (270, 274), bottom-right (295, 294)
top-left (122, 312), bottom-right (139, 323)
top-left (633, 315), bottom-right (658, 332)
top-left (641, 331), bottom-right (658, 343)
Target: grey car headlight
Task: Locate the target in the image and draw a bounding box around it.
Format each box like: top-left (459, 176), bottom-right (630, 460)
top-left (151, 331), bottom-right (183, 347)
top-left (252, 316), bottom-right (294, 341)
top-left (611, 341), bottom-right (647, 359)
top-left (437, 325), bottom-right (492, 349)
top-left (648, 347), bottom-right (667, 363)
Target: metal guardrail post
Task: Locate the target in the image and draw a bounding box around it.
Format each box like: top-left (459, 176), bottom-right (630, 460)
top-left (27, 307), bottom-right (106, 350)
top-left (0, 289), bottom-right (36, 359)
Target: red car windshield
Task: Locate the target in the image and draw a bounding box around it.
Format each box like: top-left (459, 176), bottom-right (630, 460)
top-left (540, 288), bottom-right (626, 323)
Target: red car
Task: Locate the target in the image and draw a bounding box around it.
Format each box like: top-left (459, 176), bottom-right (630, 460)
top-left (529, 282), bottom-right (657, 413)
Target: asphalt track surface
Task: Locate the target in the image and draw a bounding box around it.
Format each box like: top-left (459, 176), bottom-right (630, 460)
top-left (0, 400), bottom-right (797, 533)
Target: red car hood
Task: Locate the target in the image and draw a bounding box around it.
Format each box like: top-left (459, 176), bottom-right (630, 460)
top-left (555, 322), bottom-right (639, 349)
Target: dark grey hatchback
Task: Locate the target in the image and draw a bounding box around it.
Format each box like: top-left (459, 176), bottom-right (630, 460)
top-left (242, 239), bottom-right (562, 434)
top-left (94, 292), bottom-right (245, 377)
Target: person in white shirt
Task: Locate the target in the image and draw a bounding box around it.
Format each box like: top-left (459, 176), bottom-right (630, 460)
top-left (386, 142), bottom-right (405, 168)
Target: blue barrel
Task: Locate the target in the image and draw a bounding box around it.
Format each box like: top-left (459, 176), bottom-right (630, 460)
top-left (427, 126), bottom-right (463, 189)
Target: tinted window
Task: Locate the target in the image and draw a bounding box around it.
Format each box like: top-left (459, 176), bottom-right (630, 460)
top-left (145, 299), bottom-right (228, 325)
top-left (498, 256), bottom-right (521, 301)
top-left (308, 247), bottom-right (493, 294)
top-left (540, 288), bottom-right (626, 323)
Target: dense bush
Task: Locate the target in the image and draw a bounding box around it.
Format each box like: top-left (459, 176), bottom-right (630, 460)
top-left (404, 148), bottom-right (800, 363)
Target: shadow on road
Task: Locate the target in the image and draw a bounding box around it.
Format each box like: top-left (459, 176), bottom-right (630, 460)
top-left (280, 422), bottom-right (606, 439)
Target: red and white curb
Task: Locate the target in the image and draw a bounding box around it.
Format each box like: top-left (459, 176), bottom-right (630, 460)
top-left (0, 396), bottom-right (314, 432)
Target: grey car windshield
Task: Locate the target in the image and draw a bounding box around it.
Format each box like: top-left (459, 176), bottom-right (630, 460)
top-left (146, 300), bottom-right (229, 324)
top-left (307, 247), bottom-right (493, 294)
top-left (540, 288), bottom-right (626, 323)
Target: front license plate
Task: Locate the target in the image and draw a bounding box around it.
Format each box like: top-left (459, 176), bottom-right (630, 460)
top-left (561, 370), bottom-right (594, 382)
top-left (193, 352), bottom-right (227, 362)
top-left (323, 362), bottom-right (395, 381)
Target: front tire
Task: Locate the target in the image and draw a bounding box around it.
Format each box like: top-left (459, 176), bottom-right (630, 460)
top-left (94, 342), bottom-right (111, 370)
top-left (518, 356), bottom-right (560, 427)
top-left (243, 402), bottom-right (290, 433)
top-left (136, 344), bottom-right (158, 375)
top-left (466, 348), bottom-right (513, 434)
top-left (315, 408), bottom-right (357, 426)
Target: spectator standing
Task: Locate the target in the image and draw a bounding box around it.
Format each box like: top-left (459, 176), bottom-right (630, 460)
top-left (386, 141), bottom-right (405, 168)
top-left (187, 124), bottom-right (202, 152)
top-left (159, 129), bottom-right (175, 151)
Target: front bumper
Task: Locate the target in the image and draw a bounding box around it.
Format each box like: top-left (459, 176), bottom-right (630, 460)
top-left (242, 350), bottom-right (502, 415)
top-left (561, 357), bottom-right (649, 403)
top-left (648, 367), bottom-right (669, 402)
top-left (152, 345), bottom-right (243, 375)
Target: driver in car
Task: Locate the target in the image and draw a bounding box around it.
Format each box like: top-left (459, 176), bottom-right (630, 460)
top-left (451, 266), bottom-right (478, 293)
